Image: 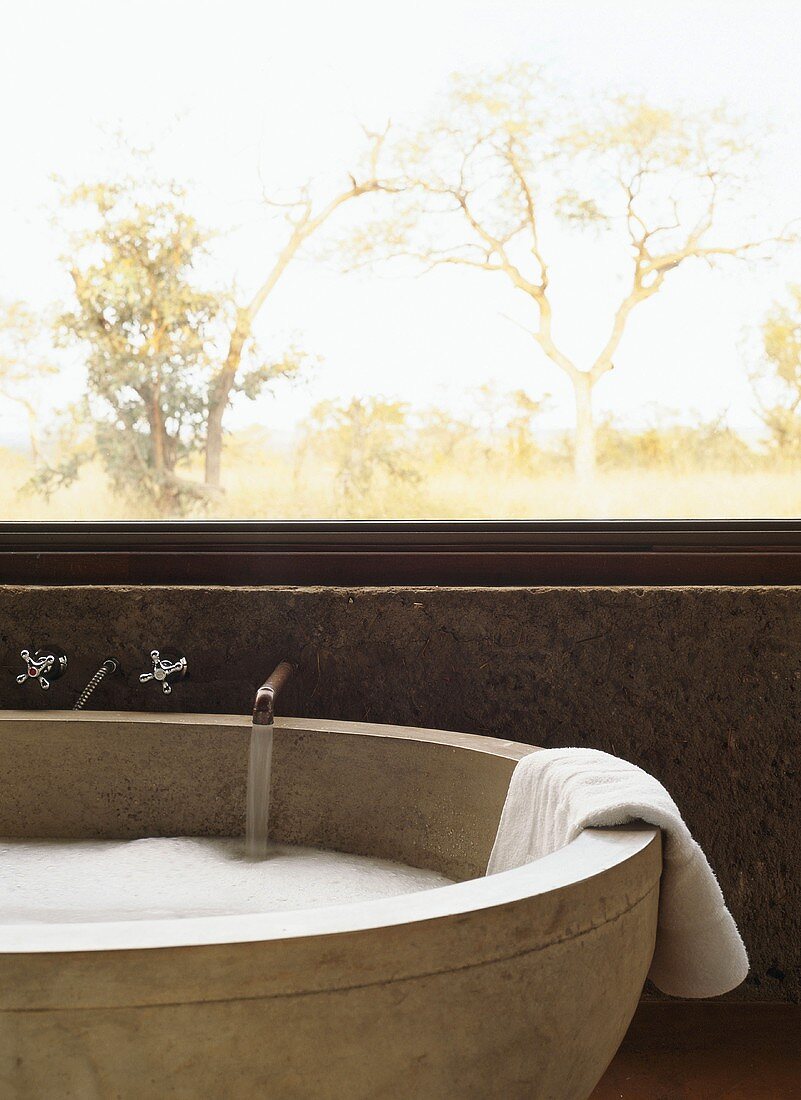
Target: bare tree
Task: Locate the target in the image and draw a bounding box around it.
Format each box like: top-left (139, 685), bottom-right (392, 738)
top-left (204, 126), bottom-right (396, 488)
top-left (346, 66), bottom-right (796, 479)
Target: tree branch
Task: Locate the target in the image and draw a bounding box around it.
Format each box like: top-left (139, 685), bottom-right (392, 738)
top-left (645, 229), bottom-right (799, 278)
top-left (593, 167), bottom-right (799, 387)
top-left (205, 125), bottom-right (398, 487)
top-left (502, 310), bottom-right (581, 384)
top-left (504, 136), bottom-right (548, 289)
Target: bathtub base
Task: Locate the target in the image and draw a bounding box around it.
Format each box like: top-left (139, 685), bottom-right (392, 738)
top-left (1, 854), bottom-right (659, 1100)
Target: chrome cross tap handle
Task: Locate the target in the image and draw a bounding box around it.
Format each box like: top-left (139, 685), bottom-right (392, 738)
top-left (139, 649), bottom-right (187, 695)
top-left (16, 646), bottom-right (68, 691)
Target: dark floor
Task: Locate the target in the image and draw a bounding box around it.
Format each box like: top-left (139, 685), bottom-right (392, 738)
top-left (592, 1003), bottom-right (801, 1099)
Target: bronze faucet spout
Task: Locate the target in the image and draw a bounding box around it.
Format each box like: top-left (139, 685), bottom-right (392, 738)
top-left (253, 660), bottom-right (294, 726)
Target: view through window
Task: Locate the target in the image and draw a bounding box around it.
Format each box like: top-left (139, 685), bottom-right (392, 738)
top-left (2, 1), bottom-right (801, 520)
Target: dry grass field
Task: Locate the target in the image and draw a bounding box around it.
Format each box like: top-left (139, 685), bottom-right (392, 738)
top-left (2, 442), bottom-right (800, 520)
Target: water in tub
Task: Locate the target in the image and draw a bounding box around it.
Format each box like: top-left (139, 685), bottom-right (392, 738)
top-left (0, 839), bottom-right (453, 923)
top-left (0, 721), bottom-right (452, 923)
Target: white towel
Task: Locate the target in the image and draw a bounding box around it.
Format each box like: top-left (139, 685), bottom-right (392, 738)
top-left (487, 748), bottom-right (749, 998)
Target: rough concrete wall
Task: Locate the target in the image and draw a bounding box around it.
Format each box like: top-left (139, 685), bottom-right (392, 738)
top-left (1, 584), bottom-right (798, 1002)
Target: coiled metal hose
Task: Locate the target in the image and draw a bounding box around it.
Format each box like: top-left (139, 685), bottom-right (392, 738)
top-left (73, 659), bottom-right (118, 710)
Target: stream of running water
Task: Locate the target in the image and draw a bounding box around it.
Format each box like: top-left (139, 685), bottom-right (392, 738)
top-left (245, 722), bottom-right (273, 859)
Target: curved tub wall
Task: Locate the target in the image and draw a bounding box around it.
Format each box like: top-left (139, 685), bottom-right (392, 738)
top-left (0, 714), bottom-right (661, 1100)
top-left (0, 712), bottom-right (532, 879)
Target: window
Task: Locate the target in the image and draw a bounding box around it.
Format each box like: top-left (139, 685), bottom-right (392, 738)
top-left (2, 1), bottom-right (801, 532)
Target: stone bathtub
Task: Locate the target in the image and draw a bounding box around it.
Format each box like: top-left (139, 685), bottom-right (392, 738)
top-left (0, 712), bottom-right (661, 1099)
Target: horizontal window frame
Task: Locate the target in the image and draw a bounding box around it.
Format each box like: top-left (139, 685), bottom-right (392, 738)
top-left (2, 520), bottom-right (801, 585)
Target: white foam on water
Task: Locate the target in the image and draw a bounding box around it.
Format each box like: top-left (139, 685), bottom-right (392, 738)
top-left (0, 838), bottom-right (454, 924)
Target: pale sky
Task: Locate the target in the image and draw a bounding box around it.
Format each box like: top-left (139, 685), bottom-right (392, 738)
top-left (2, 0), bottom-right (801, 447)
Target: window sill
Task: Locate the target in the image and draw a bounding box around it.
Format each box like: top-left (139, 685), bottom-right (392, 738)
top-left (2, 521), bottom-right (801, 585)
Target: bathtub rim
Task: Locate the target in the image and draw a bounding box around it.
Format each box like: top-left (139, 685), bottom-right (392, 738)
top-left (0, 711), bottom-right (661, 954)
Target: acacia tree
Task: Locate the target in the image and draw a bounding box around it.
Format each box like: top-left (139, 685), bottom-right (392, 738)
top-left (0, 300), bottom-right (58, 461)
top-left (52, 128), bottom-right (394, 513)
top-left (349, 66), bottom-right (794, 479)
top-left (58, 177), bottom-right (261, 512)
top-left (752, 286), bottom-right (801, 457)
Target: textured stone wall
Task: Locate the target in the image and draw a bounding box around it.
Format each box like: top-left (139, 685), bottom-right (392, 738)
top-left (1, 584), bottom-right (798, 1002)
